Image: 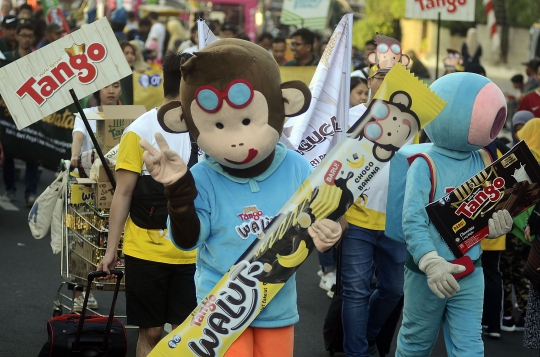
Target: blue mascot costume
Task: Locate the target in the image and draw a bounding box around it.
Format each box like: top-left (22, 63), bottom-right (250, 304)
top-left (394, 72), bottom-right (513, 357)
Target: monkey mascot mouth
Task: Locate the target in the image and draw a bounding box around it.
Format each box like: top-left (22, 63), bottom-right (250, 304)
top-left (225, 148), bottom-right (259, 165)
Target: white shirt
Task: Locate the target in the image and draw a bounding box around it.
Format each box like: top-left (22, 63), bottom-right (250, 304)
top-left (122, 108), bottom-right (192, 175)
top-left (145, 22), bottom-right (166, 60)
top-left (73, 107), bottom-right (99, 154)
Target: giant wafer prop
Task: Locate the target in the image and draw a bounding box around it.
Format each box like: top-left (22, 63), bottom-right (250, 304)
top-left (149, 63), bottom-right (447, 356)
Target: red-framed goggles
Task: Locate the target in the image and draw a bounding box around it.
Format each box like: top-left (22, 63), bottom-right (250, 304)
top-left (194, 79), bottom-right (254, 113)
top-left (364, 102), bottom-right (390, 140)
top-left (377, 43), bottom-right (401, 55)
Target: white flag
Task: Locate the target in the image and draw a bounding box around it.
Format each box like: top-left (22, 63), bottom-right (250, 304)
top-left (198, 19), bottom-right (218, 50)
top-left (280, 13), bottom-right (353, 168)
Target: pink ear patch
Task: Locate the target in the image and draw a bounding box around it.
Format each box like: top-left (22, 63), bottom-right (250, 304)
top-left (468, 82), bottom-right (507, 146)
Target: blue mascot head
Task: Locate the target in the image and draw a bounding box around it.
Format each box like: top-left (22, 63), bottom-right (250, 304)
top-left (425, 72), bottom-right (507, 152)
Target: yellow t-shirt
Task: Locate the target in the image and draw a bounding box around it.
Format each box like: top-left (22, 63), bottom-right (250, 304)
top-left (116, 109), bottom-right (196, 264)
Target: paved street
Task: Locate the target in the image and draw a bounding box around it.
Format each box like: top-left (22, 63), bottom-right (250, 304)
top-left (0, 167), bottom-right (538, 357)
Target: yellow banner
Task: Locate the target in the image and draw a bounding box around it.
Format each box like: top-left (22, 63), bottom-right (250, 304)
top-left (280, 67), bottom-right (316, 86)
top-left (133, 70), bottom-right (164, 110)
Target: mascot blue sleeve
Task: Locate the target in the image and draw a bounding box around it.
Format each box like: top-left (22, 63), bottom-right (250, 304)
top-left (403, 158), bottom-right (438, 264)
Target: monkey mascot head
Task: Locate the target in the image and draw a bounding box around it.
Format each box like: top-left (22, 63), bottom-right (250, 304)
top-left (367, 34), bottom-right (410, 73)
top-left (158, 39), bottom-right (311, 176)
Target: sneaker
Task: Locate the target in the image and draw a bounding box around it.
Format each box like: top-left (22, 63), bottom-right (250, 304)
top-left (317, 269), bottom-right (324, 278)
top-left (72, 292), bottom-right (98, 312)
top-left (327, 290), bottom-right (334, 299)
top-left (319, 272), bottom-right (336, 292)
top-left (1, 190), bottom-right (15, 202)
top-left (366, 341), bottom-right (380, 357)
top-left (515, 317), bottom-right (526, 332)
top-left (501, 316), bottom-right (516, 332)
top-left (484, 326), bottom-right (501, 339)
top-left (25, 194), bottom-right (36, 207)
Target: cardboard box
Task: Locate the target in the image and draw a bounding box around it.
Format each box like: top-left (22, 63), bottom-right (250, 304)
top-left (81, 105), bottom-right (146, 155)
top-left (426, 141), bottom-right (540, 257)
top-left (96, 181), bottom-right (114, 209)
top-left (98, 162), bottom-right (116, 182)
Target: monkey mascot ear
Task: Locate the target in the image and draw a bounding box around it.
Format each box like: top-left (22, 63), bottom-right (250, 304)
top-left (367, 51), bottom-right (377, 65)
top-left (157, 101), bottom-right (188, 133)
top-left (400, 54), bottom-right (411, 67)
top-left (281, 80), bottom-right (311, 117)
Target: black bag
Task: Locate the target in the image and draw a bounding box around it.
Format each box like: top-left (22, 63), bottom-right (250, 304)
top-left (129, 135), bottom-right (199, 230)
top-left (323, 243), bottom-right (344, 356)
top-left (39, 271), bottom-right (127, 357)
top-left (129, 175), bottom-right (168, 229)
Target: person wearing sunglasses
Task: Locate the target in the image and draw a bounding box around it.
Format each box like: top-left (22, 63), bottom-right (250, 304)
top-left (283, 28), bottom-right (319, 67)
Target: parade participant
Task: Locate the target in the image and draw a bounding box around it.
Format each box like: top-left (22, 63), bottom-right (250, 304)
top-left (3, 21), bottom-right (32, 61)
top-left (271, 37), bottom-right (287, 66)
top-left (0, 15), bottom-right (17, 54)
top-left (283, 28), bottom-right (319, 66)
top-left (395, 72), bottom-right (512, 357)
top-left (70, 81), bottom-right (123, 169)
top-left (349, 74), bottom-right (369, 108)
top-left (521, 121), bottom-right (540, 355)
top-left (166, 19), bottom-right (188, 53)
top-left (37, 22), bottom-right (62, 49)
top-left (341, 39), bottom-right (409, 355)
top-left (145, 11), bottom-right (166, 62)
top-left (16, 3), bottom-right (31, 20)
top-left (220, 23), bottom-right (237, 38)
top-left (522, 59), bottom-right (539, 94)
top-left (139, 38), bottom-right (344, 357)
top-left (462, 28), bottom-right (482, 72)
top-left (318, 70), bottom-right (369, 300)
top-left (257, 32), bottom-right (273, 51)
top-left (98, 52), bottom-right (197, 357)
top-left (518, 63), bottom-right (540, 117)
top-left (1, 22), bottom-right (38, 207)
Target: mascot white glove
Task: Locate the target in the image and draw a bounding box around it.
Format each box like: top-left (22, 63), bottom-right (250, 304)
top-left (418, 251), bottom-right (466, 299)
top-left (487, 209), bottom-right (512, 238)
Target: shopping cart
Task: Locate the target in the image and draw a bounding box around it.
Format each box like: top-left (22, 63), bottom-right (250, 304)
top-left (52, 170), bottom-right (126, 320)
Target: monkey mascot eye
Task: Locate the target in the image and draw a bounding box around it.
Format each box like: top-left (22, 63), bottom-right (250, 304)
top-left (195, 79), bottom-right (255, 113)
top-left (377, 43), bottom-right (389, 53)
top-left (390, 44), bottom-right (401, 55)
top-left (372, 102), bottom-right (390, 120)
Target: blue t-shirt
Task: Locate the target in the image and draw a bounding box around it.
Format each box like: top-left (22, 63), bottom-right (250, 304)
top-left (170, 142), bottom-right (313, 328)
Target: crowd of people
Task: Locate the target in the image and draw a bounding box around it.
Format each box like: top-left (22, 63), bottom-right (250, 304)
top-left (0, 2), bottom-right (539, 356)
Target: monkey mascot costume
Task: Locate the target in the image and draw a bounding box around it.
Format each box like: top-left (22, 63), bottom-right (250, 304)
top-left (391, 72), bottom-right (514, 357)
top-left (139, 39), bottom-right (344, 357)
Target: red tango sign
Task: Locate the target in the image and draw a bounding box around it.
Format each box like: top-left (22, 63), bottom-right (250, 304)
top-left (406, 0), bottom-right (474, 21)
top-left (17, 43), bottom-right (107, 106)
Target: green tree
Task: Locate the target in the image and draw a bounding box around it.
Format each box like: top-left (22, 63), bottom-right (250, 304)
top-left (352, 0), bottom-right (406, 50)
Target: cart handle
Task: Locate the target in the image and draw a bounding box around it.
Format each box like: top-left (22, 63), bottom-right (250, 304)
top-left (73, 269), bottom-right (124, 352)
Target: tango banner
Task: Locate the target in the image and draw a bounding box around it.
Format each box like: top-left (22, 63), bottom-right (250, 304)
top-left (0, 96), bottom-right (76, 170)
top-left (280, 14), bottom-right (352, 168)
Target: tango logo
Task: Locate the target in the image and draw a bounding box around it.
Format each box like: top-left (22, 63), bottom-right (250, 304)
top-left (16, 43), bottom-right (107, 106)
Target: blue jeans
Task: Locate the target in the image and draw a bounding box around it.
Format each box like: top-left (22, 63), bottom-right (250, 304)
top-left (341, 225), bottom-right (407, 357)
top-left (2, 157), bottom-right (39, 197)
